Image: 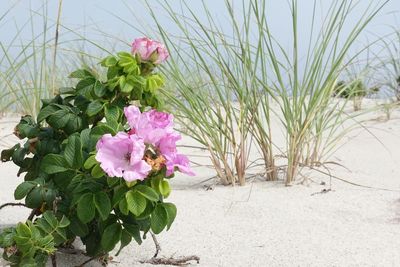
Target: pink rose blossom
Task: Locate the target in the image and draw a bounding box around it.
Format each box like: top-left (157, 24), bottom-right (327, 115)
top-left (158, 132), bottom-right (180, 156)
top-left (124, 106), bottom-right (173, 145)
top-left (165, 154), bottom-right (195, 177)
top-left (145, 109), bottom-right (174, 129)
top-left (95, 132), bottom-right (151, 181)
top-left (122, 104), bottom-right (195, 176)
top-left (159, 132), bottom-right (195, 176)
top-left (131, 37), bottom-right (169, 64)
top-left (124, 105), bottom-right (142, 130)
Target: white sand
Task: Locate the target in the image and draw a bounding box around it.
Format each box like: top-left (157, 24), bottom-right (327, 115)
top-left (1, 101), bottom-right (400, 266)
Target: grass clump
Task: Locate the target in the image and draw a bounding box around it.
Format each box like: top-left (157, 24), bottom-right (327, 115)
top-left (132, 0), bottom-right (387, 186)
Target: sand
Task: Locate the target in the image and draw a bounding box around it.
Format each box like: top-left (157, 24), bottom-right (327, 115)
top-left (0, 100), bottom-right (399, 266)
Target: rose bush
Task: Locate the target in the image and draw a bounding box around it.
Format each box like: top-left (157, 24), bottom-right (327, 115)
top-left (0, 37), bottom-right (192, 266)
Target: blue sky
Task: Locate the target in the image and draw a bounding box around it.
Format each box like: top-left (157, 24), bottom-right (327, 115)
top-left (1, 0), bottom-right (399, 61)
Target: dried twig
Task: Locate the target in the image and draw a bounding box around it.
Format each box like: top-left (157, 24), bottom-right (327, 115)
top-left (146, 232), bottom-right (200, 266)
top-left (140, 255), bottom-right (200, 266)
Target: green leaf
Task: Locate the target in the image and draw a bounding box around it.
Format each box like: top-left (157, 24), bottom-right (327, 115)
top-left (101, 223), bottom-right (122, 251)
top-left (159, 180), bottom-right (171, 198)
top-left (130, 85), bottom-right (143, 101)
top-left (76, 77), bottom-right (96, 98)
top-left (77, 193), bottom-right (95, 224)
top-left (80, 129), bottom-right (91, 149)
top-left (41, 154), bottom-right (69, 174)
top-left (12, 146), bottom-right (28, 165)
top-left (59, 216), bottom-right (70, 228)
top-left (118, 198), bottom-right (129, 215)
top-left (19, 257), bottom-right (37, 267)
top-left (69, 216), bottom-right (88, 237)
top-left (64, 134), bottom-right (83, 169)
top-left (1, 144), bottom-right (19, 162)
top-left (101, 56), bottom-right (118, 67)
top-left (84, 155), bottom-right (98, 170)
top-left (112, 185), bottom-right (127, 207)
top-left (47, 109), bottom-right (71, 129)
top-left (118, 52), bottom-right (140, 74)
top-left (115, 229), bottom-right (132, 256)
top-left (125, 191), bottom-right (146, 216)
top-left (121, 79), bottom-right (134, 93)
top-left (135, 185), bottom-right (159, 202)
top-left (37, 104), bottom-right (59, 123)
top-left (59, 87), bottom-right (75, 94)
top-left (86, 100), bottom-right (104, 117)
top-left (69, 69), bottom-right (93, 79)
top-left (91, 124), bottom-right (116, 138)
top-left (14, 181), bottom-right (36, 200)
top-left (123, 224), bottom-right (142, 245)
top-left (13, 116), bottom-right (39, 139)
top-left (94, 81), bottom-right (107, 97)
top-left (161, 203), bottom-right (177, 230)
top-left (25, 187), bottom-right (44, 208)
top-left (150, 204), bottom-right (168, 234)
top-left (104, 104), bottom-right (121, 122)
top-left (107, 177), bottom-right (119, 187)
top-left (91, 164), bottom-right (105, 178)
top-left (15, 222), bottom-right (31, 238)
top-left (117, 52), bottom-right (132, 58)
top-left (64, 115), bottom-right (83, 134)
top-left (107, 67), bottom-right (120, 81)
top-left (0, 227), bottom-right (16, 247)
top-left (94, 191), bottom-right (111, 221)
top-left (42, 211), bottom-right (58, 228)
top-left (146, 74), bottom-right (164, 92)
top-left (36, 212), bottom-right (69, 246)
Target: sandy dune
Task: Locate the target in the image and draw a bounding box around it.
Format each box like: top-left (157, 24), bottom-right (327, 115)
top-left (0, 102), bottom-right (399, 266)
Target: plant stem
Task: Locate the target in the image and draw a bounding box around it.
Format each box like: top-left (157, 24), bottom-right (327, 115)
top-left (151, 232), bottom-right (161, 258)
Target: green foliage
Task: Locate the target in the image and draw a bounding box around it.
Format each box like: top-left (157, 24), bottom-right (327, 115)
top-left (0, 51), bottom-right (176, 265)
top-left (0, 212), bottom-right (69, 267)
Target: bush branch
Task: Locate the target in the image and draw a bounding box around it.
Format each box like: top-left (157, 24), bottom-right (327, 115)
top-left (0, 202), bottom-right (27, 210)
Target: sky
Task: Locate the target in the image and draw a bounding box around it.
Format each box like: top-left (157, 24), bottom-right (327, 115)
top-left (1, 1), bottom-right (399, 45)
top-left (1, 0), bottom-right (399, 80)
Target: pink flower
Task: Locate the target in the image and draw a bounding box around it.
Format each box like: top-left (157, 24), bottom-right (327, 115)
top-left (123, 104), bottom-right (195, 176)
top-left (159, 132), bottom-right (195, 176)
top-left (95, 132), bottom-right (151, 181)
top-left (158, 132), bottom-right (181, 156)
top-left (131, 37), bottom-right (169, 64)
top-left (145, 109), bottom-right (174, 129)
top-left (124, 105), bottom-right (142, 130)
top-left (165, 154), bottom-right (195, 177)
top-left (124, 106), bottom-right (173, 145)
